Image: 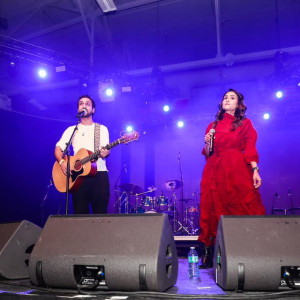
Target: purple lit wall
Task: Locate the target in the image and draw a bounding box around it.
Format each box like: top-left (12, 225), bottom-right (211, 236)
top-left (1, 61), bottom-right (300, 228)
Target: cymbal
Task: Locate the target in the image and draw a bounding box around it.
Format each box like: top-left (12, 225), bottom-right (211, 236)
top-left (165, 180), bottom-right (183, 190)
top-left (119, 183), bottom-right (143, 194)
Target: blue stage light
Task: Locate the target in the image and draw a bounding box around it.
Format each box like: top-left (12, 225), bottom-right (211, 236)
top-left (38, 68), bottom-right (47, 78)
top-left (163, 105), bottom-right (170, 112)
top-left (275, 90), bottom-right (283, 99)
top-left (105, 87), bottom-right (114, 97)
top-left (126, 125), bottom-right (133, 132)
top-left (263, 113), bottom-right (270, 120)
top-left (177, 120), bottom-right (184, 128)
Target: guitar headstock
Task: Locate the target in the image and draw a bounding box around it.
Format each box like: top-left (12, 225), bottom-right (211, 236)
top-left (119, 131), bottom-right (139, 144)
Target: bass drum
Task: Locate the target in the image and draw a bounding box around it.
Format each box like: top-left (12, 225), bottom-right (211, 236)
top-left (144, 209), bottom-right (157, 214)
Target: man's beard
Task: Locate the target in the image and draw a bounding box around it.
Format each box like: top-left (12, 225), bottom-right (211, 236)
top-left (82, 111), bottom-right (93, 118)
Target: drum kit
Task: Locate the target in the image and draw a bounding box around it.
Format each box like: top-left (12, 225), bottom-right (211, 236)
top-left (115, 180), bottom-right (200, 235)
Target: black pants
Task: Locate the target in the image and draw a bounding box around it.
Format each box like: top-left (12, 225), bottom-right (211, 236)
top-left (71, 171), bottom-right (110, 214)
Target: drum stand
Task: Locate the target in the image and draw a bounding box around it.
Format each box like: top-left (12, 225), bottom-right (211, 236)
top-left (118, 192), bottom-right (130, 214)
top-left (170, 192), bottom-right (189, 235)
top-left (187, 212), bottom-right (199, 235)
top-left (114, 191), bottom-right (126, 214)
top-left (175, 199), bottom-right (190, 235)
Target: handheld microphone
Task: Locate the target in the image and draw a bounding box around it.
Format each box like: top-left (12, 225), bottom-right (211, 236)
top-left (208, 129), bottom-right (215, 154)
top-left (124, 164), bottom-right (127, 173)
top-left (76, 108), bottom-right (87, 119)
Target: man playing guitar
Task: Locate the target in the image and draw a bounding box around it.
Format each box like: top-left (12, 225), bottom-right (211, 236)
top-left (54, 95), bottom-right (110, 214)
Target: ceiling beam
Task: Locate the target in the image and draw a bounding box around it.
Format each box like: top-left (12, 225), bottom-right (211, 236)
top-left (125, 46), bottom-right (300, 76)
top-left (18, 0), bottom-right (173, 42)
top-left (75, 0), bottom-right (92, 44)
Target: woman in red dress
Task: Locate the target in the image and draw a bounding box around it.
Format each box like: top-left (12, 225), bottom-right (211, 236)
top-left (198, 88), bottom-right (265, 268)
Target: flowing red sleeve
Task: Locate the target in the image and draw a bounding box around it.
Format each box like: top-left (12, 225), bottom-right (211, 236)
top-left (240, 119), bottom-right (259, 163)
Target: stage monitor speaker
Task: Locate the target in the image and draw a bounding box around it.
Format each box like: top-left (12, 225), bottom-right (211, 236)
top-left (0, 220), bottom-right (42, 279)
top-left (213, 216), bottom-right (300, 291)
top-left (29, 214), bottom-right (178, 291)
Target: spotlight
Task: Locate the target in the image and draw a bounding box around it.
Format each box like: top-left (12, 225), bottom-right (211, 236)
top-left (263, 113), bottom-right (270, 120)
top-left (163, 105), bottom-right (170, 112)
top-left (177, 120), bottom-right (184, 128)
top-left (98, 81), bottom-right (115, 102)
top-left (275, 90), bottom-right (283, 99)
top-left (38, 68), bottom-right (47, 78)
top-left (126, 125), bottom-right (133, 132)
top-left (105, 87), bottom-right (114, 97)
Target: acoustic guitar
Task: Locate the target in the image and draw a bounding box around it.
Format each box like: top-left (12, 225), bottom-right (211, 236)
top-left (52, 131), bottom-right (139, 192)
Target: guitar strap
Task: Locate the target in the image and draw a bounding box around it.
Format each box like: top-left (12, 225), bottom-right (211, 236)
top-left (94, 123), bottom-right (101, 157)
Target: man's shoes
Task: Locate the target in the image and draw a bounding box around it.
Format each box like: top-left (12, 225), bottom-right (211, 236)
top-left (199, 246), bottom-right (213, 269)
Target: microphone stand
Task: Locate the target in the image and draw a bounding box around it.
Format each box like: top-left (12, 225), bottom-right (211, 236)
top-left (178, 152), bottom-right (184, 233)
top-left (113, 166), bottom-right (126, 213)
top-left (62, 118), bottom-right (81, 215)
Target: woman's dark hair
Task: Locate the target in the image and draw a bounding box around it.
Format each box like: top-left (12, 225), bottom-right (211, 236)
top-left (77, 95), bottom-right (96, 109)
top-left (214, 88), bottom-right (247, 130)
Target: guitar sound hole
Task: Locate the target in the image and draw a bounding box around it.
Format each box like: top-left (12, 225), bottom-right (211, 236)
top-left (74, 160), bottom-right (83, 171)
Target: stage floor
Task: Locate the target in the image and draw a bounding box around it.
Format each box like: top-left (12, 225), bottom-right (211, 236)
top-left (1, 259), bottom-right (300, 300)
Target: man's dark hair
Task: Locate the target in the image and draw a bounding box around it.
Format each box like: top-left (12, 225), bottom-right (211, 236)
top-left (77, 95), bottom-right (96, 109)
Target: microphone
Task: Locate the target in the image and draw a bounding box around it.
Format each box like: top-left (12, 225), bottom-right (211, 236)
top-left (208, 129), bottom-right (215, 154)
top-left (178, 152), bottom-right (181, 164)
top-left (76, 108), bottom-right (87, 119)
top-left (124, 164), bottom-right (127, 173)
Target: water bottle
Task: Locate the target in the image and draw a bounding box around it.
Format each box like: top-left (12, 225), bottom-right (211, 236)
top-left (188, 246), bottom-right (199, 278)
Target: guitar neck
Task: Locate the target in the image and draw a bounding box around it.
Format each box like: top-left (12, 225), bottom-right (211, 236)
top-left (81, 139), bottom-right (121, 165)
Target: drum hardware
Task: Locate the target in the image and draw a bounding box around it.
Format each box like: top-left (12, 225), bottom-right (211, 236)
top-left (118, 192), bottom-right (130, 214)
top-left (116, 185), bottom-right (157, 214)
top-left (175, 199), bottom-right (191, 235)
top-left (114, 191), bottom-right (127, 214)
top-left (176, 199), bottom-right (200, 235)
top-left (165, 179), bottom-right (184, 233)
top-left (187, 206), bottom-right (200, 235)
top-left (134, 187), bottom-right (157, 213)
top-left (165, 180), bottom-right (183, 191)
top-left (141, 196), bottom-right (156, 211)
top-left (156, 196), bottom-right (169, 212)
top-left (119, 183), bottom-right (143, 195)
top-left (118, 183), bottom-right (143, 214)
top-left (181, 199), bottom-right (194, 231)
top-left (164, 182), bottom-right (184, 234)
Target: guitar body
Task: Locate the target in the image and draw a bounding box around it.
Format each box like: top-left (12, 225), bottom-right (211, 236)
top-left (52, 131), bottom-right (139, 193)
top-left (52, 148), bottom-right (97, 193)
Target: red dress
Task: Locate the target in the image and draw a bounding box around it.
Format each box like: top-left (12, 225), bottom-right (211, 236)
top-left (198, 113), bottom-right (265, 247)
